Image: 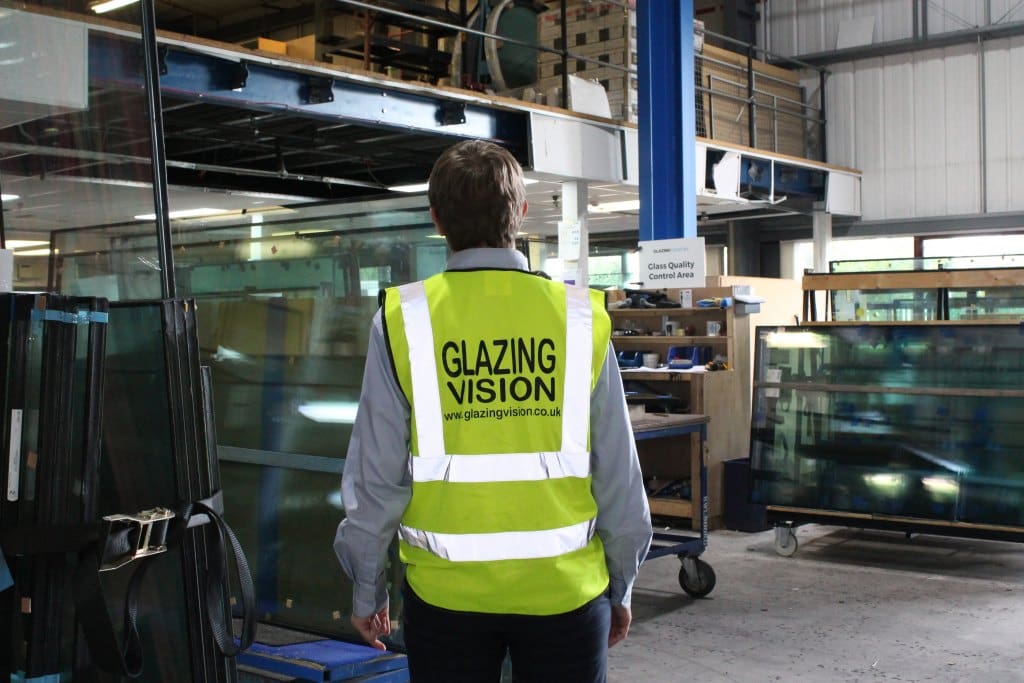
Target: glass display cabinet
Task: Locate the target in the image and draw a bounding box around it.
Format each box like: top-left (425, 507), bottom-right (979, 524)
top-left (802, 256), bottom-right (1024, 323)
top-left (750, 323), bottom-right (1024, 550)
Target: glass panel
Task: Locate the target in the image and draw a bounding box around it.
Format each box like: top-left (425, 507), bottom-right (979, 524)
top-left (59, 199), bottom-right (435, 640)
top-left (830, 288), bottom-right (938, 322)
top-left (524, 238), bottom-right (639, 288)
top-left (100, 303), bottom-right (193, 682)
top-left (830, 254), bottom-right (1024, 273)
top-left (0, 3), bottom-right (160, 294)
top-left (948, 287), bottom-right (1024, 320)
top-left (750, 325), bottom-right (1024, 527)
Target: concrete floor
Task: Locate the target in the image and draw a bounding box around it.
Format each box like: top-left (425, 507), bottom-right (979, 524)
top-left (610, 524), bottom-right (1024, 682)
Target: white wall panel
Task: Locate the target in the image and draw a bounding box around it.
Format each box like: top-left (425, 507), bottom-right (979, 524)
top-left (990, 1), bottom-right (1024, 23)
top-left (927, 1), bottom-right (982, 35)
top-left (852, 59), bottom-right (886, 220)
top-left (941, 45), bottom-right (981, 215)
top-left (984, 38), bottom-right (1011, 211)
top-left (983, 37), bottom-right (1024, 212)
top-left (763, 0), bottom-right (1004, 58)
top-left (912, 48), bottom-right (948, 217)
top-left (881, 53), bottom-right (916, 218)
top-left (817, 44), bottom-right (989, 220)
top-left (823, 65), bottom-right (856, 168)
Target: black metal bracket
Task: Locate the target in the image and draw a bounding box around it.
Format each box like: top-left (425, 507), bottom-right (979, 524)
top-left (226, 62), bottom-right (249, 90)
top-left (438, 101), bottom-right (466, 126)
top-left (158, 46), bottom-right (169, 75)
top-left (304, 77), bottom-right (335, 105)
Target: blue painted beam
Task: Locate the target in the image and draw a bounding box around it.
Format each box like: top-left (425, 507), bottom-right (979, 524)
top-left (637, 1), bottom-right (696, 241)
top-left (88, 33), bottom-right (528, 149)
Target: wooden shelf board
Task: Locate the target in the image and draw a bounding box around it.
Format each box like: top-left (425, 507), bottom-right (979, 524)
top-left (609, 308), bottom-right (722, 316)
top-left (612, 335), bottom-right (729, 344)
top-left (649, 497), bottom-right (693, 519)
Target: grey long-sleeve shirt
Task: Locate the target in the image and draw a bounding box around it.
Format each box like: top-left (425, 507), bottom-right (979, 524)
top-left (333, 247), bottom-right (652, 618)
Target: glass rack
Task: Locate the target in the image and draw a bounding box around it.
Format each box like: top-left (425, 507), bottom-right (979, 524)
top-left (750, 324), bottom-right (1024, 530)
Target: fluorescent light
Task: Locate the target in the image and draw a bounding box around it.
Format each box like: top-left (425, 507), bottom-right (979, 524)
top-left (589, 200), bottom-right (640, 213)
top-left (91, 0), bottom-right (138, 13)
top-left (863, 473), bottom-right (902, 489)
top-left (764, 331), bottom-right (828, 349)
top-left (1, 194), bottom-right (18, 202)
top-left (298, 401), bottom-right (359, 424)
top-left (390, 178), bottom-right (536, 193)
top-left (389, 183), bottom-right (429, 193)
top-left (134, 208), bottom-right (231, 221)
top-left (922, 477), bottom-right (959, 495)
top-left (6, 240), bottom-right (48, 250)
top-left (11, 248), bottom-right (51, 257)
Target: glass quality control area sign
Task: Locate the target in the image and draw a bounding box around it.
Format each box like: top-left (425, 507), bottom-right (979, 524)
top-left (638, 237), bottom-right (706, 288)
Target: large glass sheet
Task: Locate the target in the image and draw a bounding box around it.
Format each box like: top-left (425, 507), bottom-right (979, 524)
top-left (830, 254), bottom-right (1024, 273)
top-left (750, 324), bottom-right (1024, 527)
top-left (0, 2), bottom-right (162, 294)
top-left (100, 303), bottom-right (193, 682)
top-left (830, 288), bottom-right (939, 322)
top-left (54, 195), bottom-right (440, 640)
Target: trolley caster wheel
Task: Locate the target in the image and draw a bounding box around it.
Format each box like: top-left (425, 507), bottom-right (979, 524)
top-left (678, 557), bottom-right (716, 598)
top-left (773, 527), bottom-right (798, 557)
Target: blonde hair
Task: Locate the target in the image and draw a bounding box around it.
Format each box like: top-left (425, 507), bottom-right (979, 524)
top-left (427, 140), bottom-right (526, 251)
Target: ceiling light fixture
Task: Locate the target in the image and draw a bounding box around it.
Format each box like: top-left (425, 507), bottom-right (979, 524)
top-left (134, 208), bottom-right (232, 221)
top-left (1, 194), bottom-right (19, 202)
top-left (6, 240), bottom-right (49, 250)
top-left (90, 0), bottom-right (138, 13)
top-left (391, 178), bottom-right (538, 193)
top-left (389, 183), bottom-right (430, 193)
top-left (588, 200), bottom-right (641, 213)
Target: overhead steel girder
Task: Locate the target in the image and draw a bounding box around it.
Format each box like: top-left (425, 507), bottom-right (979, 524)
top-left (87, 32), bottom-right (529, 153)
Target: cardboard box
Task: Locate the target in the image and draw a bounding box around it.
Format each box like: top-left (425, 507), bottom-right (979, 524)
top-left (286, 34), bottom-right (317, 61)
top-left (257, 37), bottom-right (288, 55)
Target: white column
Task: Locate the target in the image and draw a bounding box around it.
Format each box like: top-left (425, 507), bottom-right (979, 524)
top-left (249, 212), bottom-right (264, 261)
top-left (811, 205), bottom-right (832, 275)
top-left (559, 180), bottom-right (589, 285)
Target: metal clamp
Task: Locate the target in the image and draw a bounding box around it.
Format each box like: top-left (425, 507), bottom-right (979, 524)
top-left (100, 508), bottom-right (176, 572)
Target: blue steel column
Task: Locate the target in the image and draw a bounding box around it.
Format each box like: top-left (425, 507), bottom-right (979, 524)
top-left (638, 0), bottom-right (696, 241)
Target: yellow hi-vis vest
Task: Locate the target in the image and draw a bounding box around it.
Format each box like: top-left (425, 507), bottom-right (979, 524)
top-left (382, 269), bottom-right (611, 615)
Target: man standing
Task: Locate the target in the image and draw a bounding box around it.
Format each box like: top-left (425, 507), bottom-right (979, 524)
top-left (334, 140), bottom-right (652, 682)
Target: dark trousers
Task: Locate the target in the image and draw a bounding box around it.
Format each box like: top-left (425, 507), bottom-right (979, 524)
top-left (402, 586), bottom-right (611, 683)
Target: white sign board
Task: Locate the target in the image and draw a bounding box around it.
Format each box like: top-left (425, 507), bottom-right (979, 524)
top-left (638, 237), bottom-right (706, 288)
top-left (557, 221), bottom-right (581, 261)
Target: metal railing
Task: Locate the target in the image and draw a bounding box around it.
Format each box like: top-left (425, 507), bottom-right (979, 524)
top-left (330, 0), bottom-right (827, 159)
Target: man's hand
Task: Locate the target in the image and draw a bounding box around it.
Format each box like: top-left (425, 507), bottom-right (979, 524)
top-left (608, 604), bottom-right (631, 647)
top-left (351, 606), bottom-right (391, 650)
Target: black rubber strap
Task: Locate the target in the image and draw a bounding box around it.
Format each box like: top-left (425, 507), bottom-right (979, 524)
top-left (1, 489), bottom-right (256, 677)
top-left (183, 492), bottom-right (256, 657)
top-left (72, 533), bottom-right (149, 678)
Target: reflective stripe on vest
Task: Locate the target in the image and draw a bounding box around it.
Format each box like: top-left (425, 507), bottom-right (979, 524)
top-left (400, 518), bottom-right (596, 563)
top-left (394, 277), bottom-right (596, 562)
top-left (409, 450), bottom-right (590, 483)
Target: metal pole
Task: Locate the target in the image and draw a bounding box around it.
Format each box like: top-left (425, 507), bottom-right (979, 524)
top-left (922, 0), bottom-right (928, 39)
top-left (913, 0), bottom-right (919, 40)
top-left (818, 69), bottom-right (827, 161)
top-left (978, 34), bottom-right (987, 213)
top-left (747, 44), bottom-right (756, 147)
top-left (0, 175), bottom-right (6, 249)
top-left (140, 0), bottom-right (176, 299)
top-left (560, 0), bottom-right (569, 109)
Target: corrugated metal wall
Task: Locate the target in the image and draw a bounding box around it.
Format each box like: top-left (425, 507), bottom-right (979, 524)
top-left (765, 1), bottom-right (1024, 221)
top-left (766, 1), bottom-right (1024, 57)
